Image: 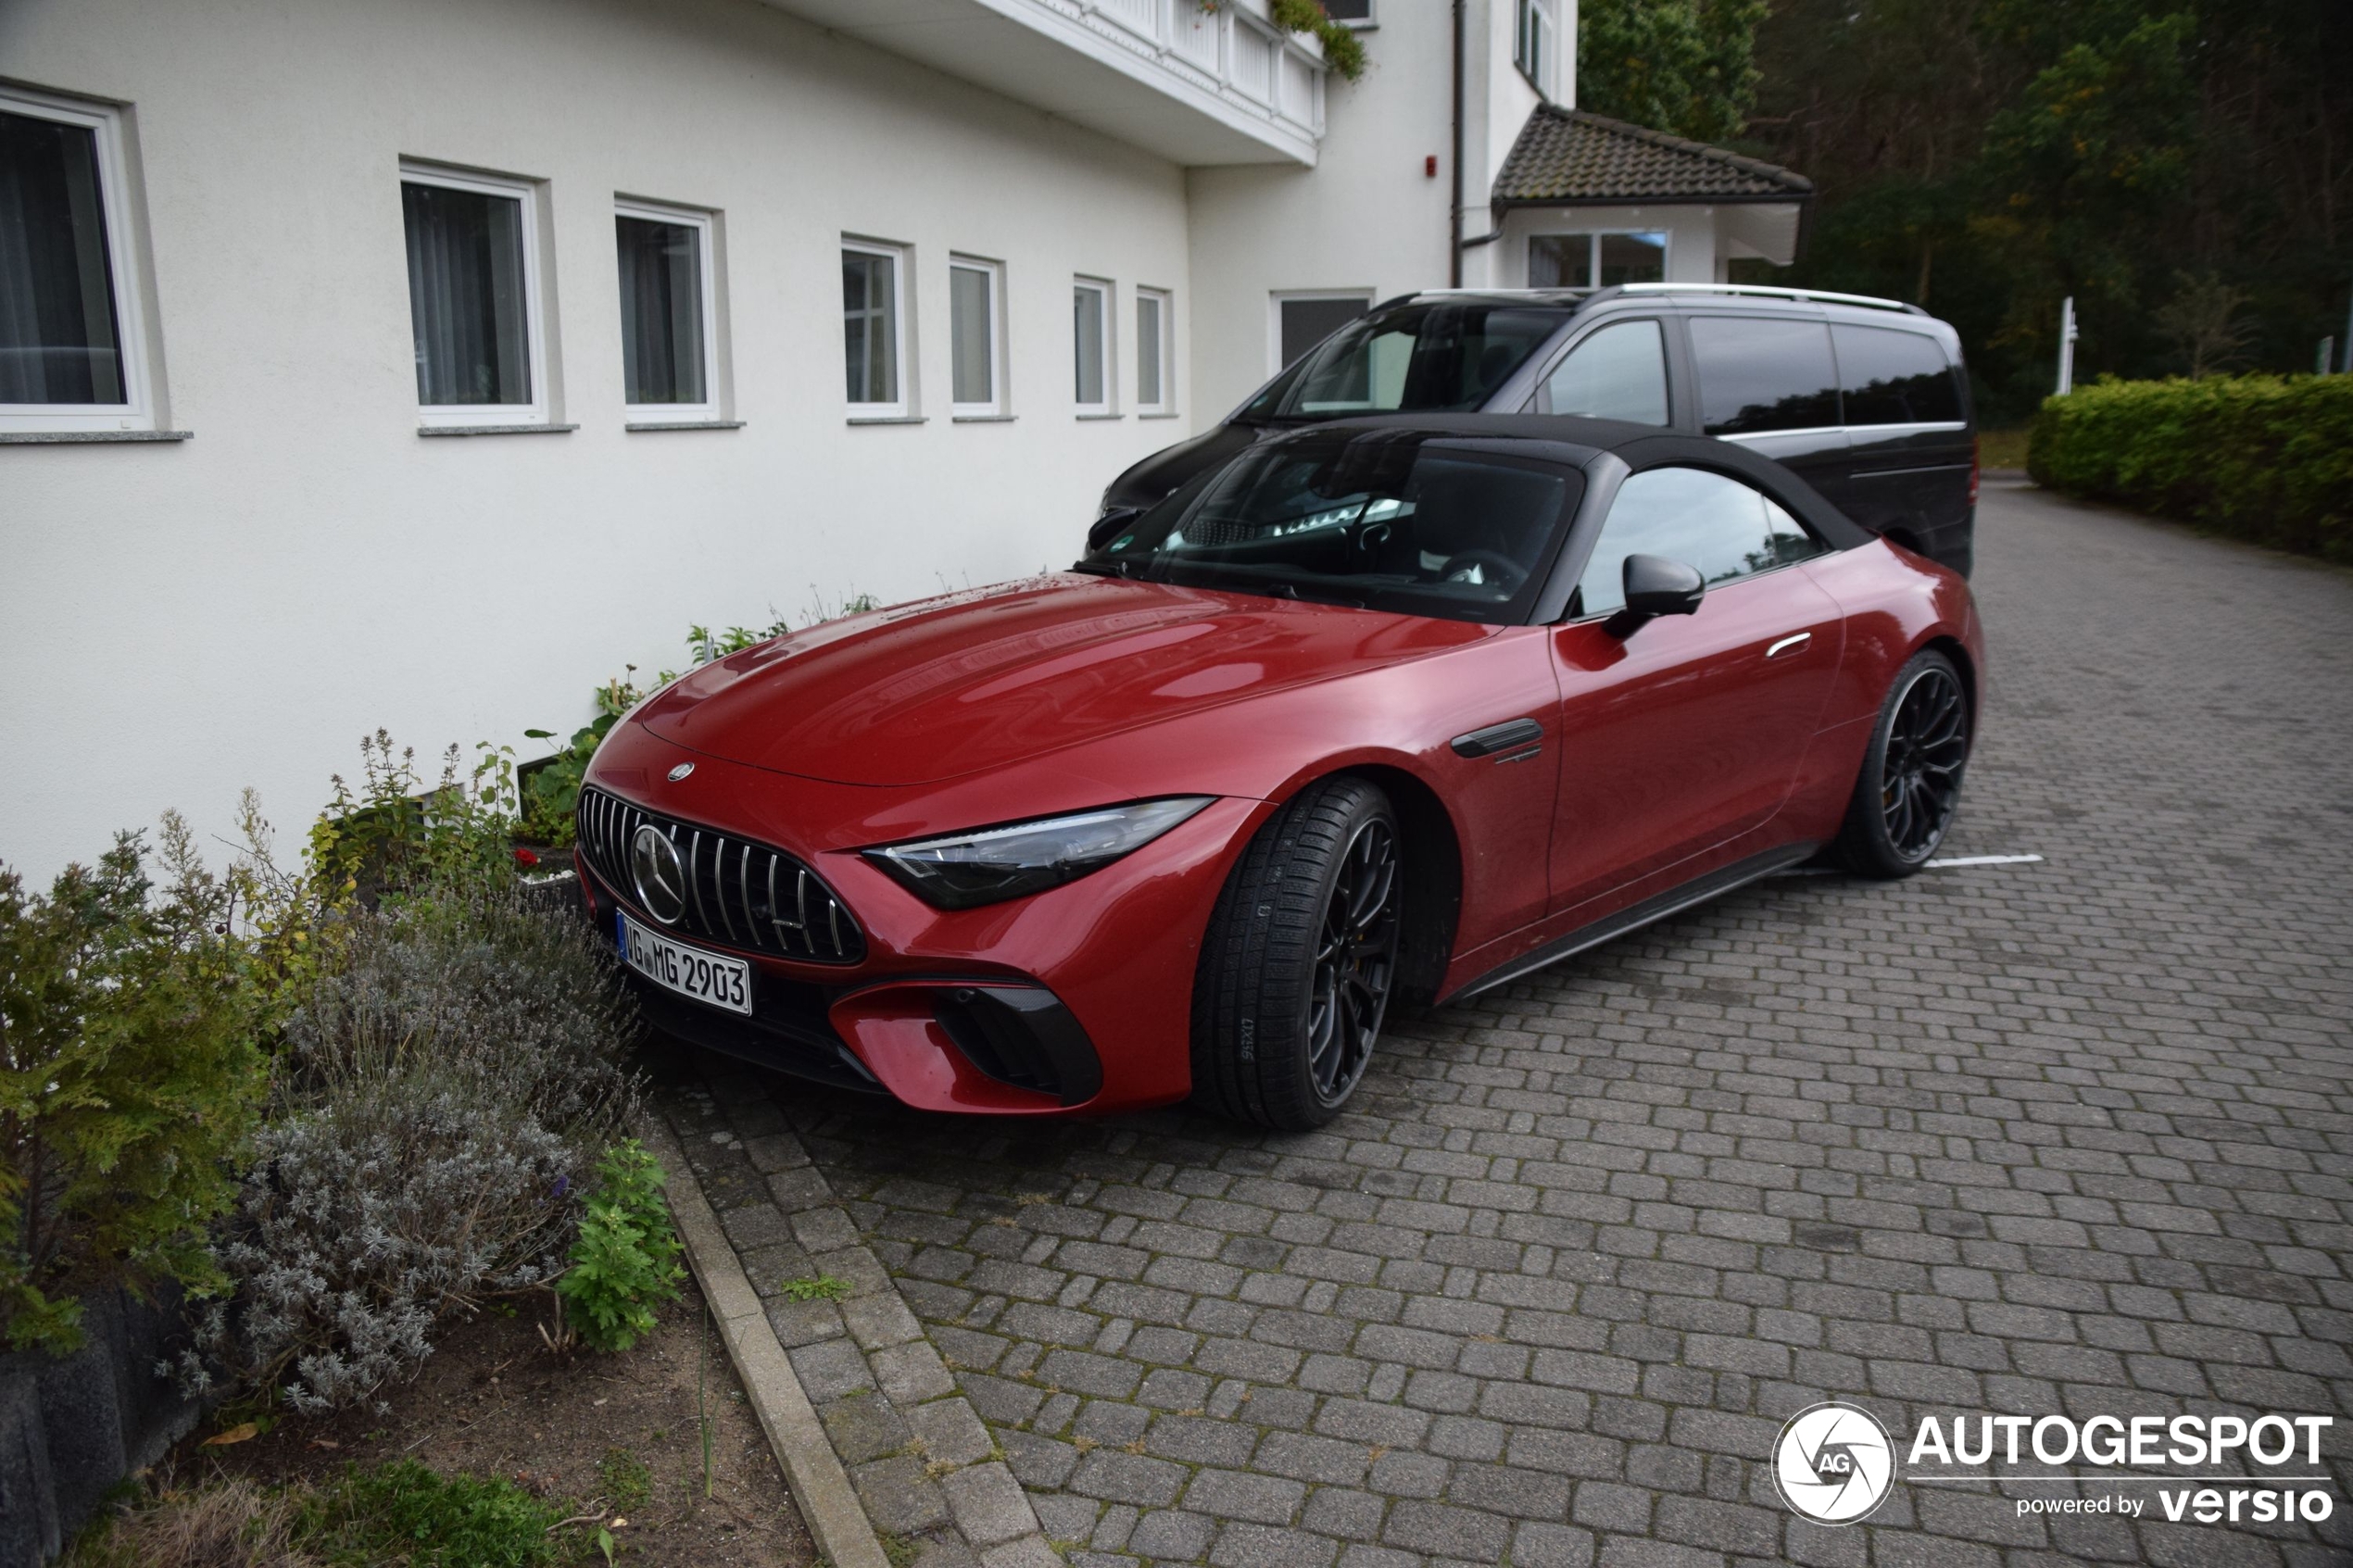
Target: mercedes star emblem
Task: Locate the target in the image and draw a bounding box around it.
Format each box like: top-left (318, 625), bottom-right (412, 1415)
top-left (630, 823), bottom-right (688, 924)
top-left (669, 761), bottom-right (696, 782)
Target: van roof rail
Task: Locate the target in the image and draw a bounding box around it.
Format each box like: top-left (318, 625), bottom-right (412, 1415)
top-left (1612, 282), bottom-right (1925, 315)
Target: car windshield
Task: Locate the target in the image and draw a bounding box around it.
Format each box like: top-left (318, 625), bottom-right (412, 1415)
top-left (1241, 302), bottom-right (1569, 422)
top-left (1081, 430), bottom-right (1581, 624)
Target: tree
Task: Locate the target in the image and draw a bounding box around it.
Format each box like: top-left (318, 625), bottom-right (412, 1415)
top-left (1579, 0), bottom-right (1769, 144)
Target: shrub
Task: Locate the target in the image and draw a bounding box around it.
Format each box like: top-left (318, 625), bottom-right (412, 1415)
top-left (182, 885), bottom-right (640, 1411)
top-left (0, 817), bottom-right (268, 1353)
top-left (521, 620), bottom-right (803, 847)
top-left (2028, 375), bottom-right (2353, 562)
top-left (556, 1139), bottom-right (684, 1353)
top-left (63, 1476), bottom-right (313, 1568)
top-left (296, 1461), bottom-right (566, 1568)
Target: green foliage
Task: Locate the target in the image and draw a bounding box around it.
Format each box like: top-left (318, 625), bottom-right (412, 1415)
top-left (0, 818), bottom-right (268, 1353)
top-left (311, 733), bottom-right (529, 909)
top-left (2028, 375), bottom-right (2353, 561)
top-left (1267, 0), bottom-right (1365, 82)
top-left (556, 1139), bottom-right (685, 1353)
top-left (519, 619), bottom-right (790, 847)
top-left (1579, 0), bottom-right (1766, 143)
top-left (780, 1273), bottom-right (853, 1302)
top-left (298, 1460), bottom-right (565, 1568)
top-left (597, 1448), bottom-right (652, 1514)
top-left (1747, 0), bottom-right (2353, 420)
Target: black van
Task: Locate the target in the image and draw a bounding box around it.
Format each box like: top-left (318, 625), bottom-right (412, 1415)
top-left (1101, 283), bottom-right (1980, 576)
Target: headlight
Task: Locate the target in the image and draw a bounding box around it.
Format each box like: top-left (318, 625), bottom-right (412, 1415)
top-left (864, 797), bottom-right (1214, 909)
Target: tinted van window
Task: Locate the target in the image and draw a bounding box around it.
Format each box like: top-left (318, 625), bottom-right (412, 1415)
top-left (1542, 319), bottom-right (1668, 424)
top-left (1243, 302), bottom-right (1566, 421)
top-left (1833, 325), bottom-right (1962, 424)
top-left (1689, 316), bottom-right (1840, 434)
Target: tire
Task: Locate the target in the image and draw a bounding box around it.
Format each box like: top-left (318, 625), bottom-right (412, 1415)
top-left (1830, 648), bottom-right (1971, 878)
top-left (1192, 777), bottom-right (1402, 1131)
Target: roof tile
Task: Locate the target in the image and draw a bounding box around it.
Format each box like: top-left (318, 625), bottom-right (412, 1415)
top-left (1492, 105), bottom-right (1812, 205)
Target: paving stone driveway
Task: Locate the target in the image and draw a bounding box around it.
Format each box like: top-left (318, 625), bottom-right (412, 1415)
top-left (667, 481), bottom-right (2353, 1568)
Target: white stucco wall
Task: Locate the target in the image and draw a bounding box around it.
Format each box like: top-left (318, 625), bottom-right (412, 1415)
top-left (1180, 4), bottom-right (1458, 419)
top-left (0, 0), bottom-right (1194, 880)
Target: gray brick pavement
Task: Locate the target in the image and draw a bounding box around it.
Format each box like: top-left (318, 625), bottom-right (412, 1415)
top-left (661, 482), bottom-right (2353, 1565)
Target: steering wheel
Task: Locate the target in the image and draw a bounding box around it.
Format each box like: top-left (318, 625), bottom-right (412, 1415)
top-left (1437, 549), bottom-right (1529, 594)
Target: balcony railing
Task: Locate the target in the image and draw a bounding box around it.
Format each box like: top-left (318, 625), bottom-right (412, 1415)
top-left (1076, 0), bottom-right (1326, 139)
top-left (755, 0), bottom-right (1327, 165)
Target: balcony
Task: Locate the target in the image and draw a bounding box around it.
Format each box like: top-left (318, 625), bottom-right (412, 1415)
top-left (759, 0), bottom-right (1327, 166)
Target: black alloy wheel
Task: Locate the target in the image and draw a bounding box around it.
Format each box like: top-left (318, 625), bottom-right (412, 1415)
top-left (1193, 777), bottom-right (1403, 1130)
top-left (1305, 817), bottom-right (1401, 1106)
top-left (1831, 648), bottom-right (1972, 878)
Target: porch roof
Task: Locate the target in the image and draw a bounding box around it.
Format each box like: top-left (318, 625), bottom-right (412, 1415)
top-left (1491, 105), bottom-right (1813, 207)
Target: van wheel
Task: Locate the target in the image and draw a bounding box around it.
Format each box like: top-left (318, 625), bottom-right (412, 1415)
top-left (1192, 779), bottom-right (1400, 1131)
top-left (1831, 649), bottom-right (1970, 877)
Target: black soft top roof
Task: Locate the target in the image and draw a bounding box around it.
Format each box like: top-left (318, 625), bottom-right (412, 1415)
top-left (1255, 413), bottom-right (1878, 554)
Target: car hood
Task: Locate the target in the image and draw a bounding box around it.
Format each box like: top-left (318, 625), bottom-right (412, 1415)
top-left (637, 574), bottom-right (1489, 786)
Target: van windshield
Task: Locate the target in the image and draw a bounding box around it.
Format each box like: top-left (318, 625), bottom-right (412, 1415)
top-left (1240, 303), bottom-right (1568, 423)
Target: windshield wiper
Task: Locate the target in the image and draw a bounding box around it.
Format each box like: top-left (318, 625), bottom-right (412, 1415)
top-left (1070, 558), bottom-right (1139, 579)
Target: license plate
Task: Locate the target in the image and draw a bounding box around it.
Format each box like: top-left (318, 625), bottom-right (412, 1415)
top-left (617, 910), bottom-right (752, 1015)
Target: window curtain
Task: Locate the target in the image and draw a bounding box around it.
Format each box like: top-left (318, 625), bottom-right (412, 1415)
top-left (618, 216), bottom-right (704, 405)
top-left (403, 182), bottom-right (529, 406)
top-left (1137, 295), bottom-right (1163, 406)
top-left (843, 251), bottom-right (896, 404)
top-left (0, 109), bottom-right (125, 405)
top-left (1074, 286), bottom-right (1106, 405)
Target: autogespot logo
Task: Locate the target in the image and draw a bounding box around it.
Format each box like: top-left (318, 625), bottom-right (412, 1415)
top-left (1774, 1401), bottom-right (1897, 1525)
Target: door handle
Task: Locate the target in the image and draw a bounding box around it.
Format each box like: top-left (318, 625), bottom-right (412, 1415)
top-left (1452, 718), bottom-right (1543, 759)
top-left (1765, 633), bottom-right (1811, 660)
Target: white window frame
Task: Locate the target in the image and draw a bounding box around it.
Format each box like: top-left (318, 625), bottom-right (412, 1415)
top-left (1267, 289), bottom-right (1374, 376)
top-left (1073, 275), bottom-right (1114, 417)
top-left (841, 235), bottom-right (912, 420)
top-left (948, 254), bottom-right (1006, 419)
top-left (1516, 0), bottom-right (1559, 99)
top-left (1135, 285), bottom-right (1175, 416)
top-left (402, 161), bottom-right (550, 430)
top-left (0, 85), bottom-right (157, 434)
top-left (614, 197), bottom-right (721, 424)
top-left (1526, 230), bottom-right (1671, 290)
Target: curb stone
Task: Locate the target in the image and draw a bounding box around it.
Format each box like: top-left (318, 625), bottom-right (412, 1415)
top-left (650, 1066), bottom-right (1066, 1568)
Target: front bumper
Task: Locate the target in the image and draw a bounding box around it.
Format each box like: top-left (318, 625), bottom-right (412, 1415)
top-left (579, 721), bottom-right (1266, 1115)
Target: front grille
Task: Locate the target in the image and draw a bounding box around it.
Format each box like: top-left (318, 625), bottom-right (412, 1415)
top-left (577, 785), bottom-right (864, 964)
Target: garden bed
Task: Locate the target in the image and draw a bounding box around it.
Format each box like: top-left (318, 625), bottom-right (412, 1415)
top-left (146, 1273), bottom-right (813, 1567)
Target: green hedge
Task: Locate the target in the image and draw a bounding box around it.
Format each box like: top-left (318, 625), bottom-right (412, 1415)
top-left (2028, 375), bottom-right (2353, 563)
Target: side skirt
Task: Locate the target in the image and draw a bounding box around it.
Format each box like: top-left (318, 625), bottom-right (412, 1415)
top-left (1443, 842), bottom-right (1820, 1004)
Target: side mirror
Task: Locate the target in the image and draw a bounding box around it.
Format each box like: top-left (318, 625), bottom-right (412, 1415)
top-left (1087, 505), bottom-right (1144, 553)
top-left (1607, 553), bottom-right (1705, 634)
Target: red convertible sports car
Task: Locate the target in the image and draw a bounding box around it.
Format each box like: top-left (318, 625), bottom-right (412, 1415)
top-left (574, 415), bottom-right (1982, 1129)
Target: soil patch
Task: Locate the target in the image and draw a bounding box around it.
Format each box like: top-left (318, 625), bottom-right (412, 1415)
top-left (171, 1275), bottom-right (813, 1567)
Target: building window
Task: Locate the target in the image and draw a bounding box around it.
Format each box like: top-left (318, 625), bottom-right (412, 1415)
top-left (1274, 293), bottom-right (1371, 372)
top-left (843, 239), bottom-right (908, 416)
top-left (1136, 287), bottom-right (1173, 414)
top-left (1528, 231), bottom-right (1667, 289)
top-left (949, 256), bottom-right (1003, 416)
top-left (1321, 0), bottom-right (1375, 22)
top-left (1516, 0), bottom-right (1558, 98)
top-left (616, 201), bottom-right (718, 421)
top-left (0, 87), bottom-right (155, 433)
top-left (1073, 277), bottom-right (1112, 414)
top-left (402, 164), bottom-right (547, 427)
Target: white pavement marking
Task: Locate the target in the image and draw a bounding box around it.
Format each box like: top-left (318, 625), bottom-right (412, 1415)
top-left (1774, 852), bottom-right (2045, 878)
